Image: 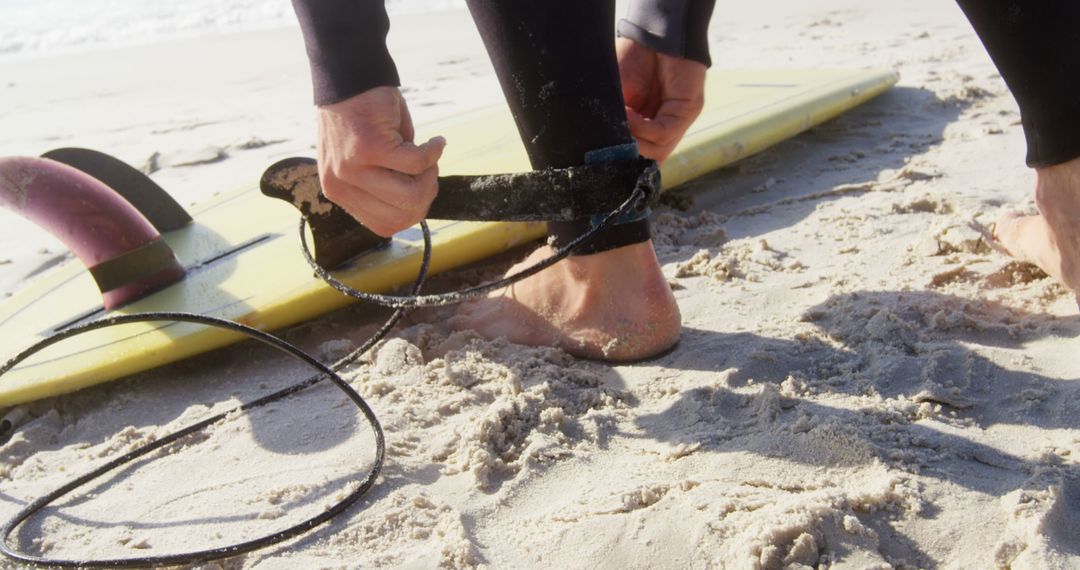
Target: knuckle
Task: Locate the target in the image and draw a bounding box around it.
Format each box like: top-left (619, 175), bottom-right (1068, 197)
top-left (406, 205), bottom-right (429, 223)
top-left (377, 213), bottom-right (413, 236)
top-left (402, 180), bottom-right (436, 208)
top-left (397, 146), bottom-right (433, 175)
top-left (320, 178), bottom-right (349, 202)
top-left (421, 174), bottom-right (439, 202)
top-left (366, 223), bottom-right (394, 238)
top-left (403, 146), bottom-right (426, 165)
top-left (655, 126), bottom-right (681, 145)
top-left (317, 161), bottom-right (339, 184)
top-left (363, 214), bottom-right (399, 237)
top-left (398, 158), bottom-right (424, 177)
top-left (352, 135), bottom-right (392, 165)
top-left (351, 141), bottom-right (380, 165)
top-left (638, 132), bottom-right (662, 145)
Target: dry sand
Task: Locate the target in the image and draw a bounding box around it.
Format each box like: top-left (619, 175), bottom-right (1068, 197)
top-left (2, 1), bottom-right (1079, 568)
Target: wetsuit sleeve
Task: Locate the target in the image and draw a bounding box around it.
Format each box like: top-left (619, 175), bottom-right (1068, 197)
top-left (291, 0), bottom-right (400, 105)
top-left (617, 0), bottom-right (716, 67)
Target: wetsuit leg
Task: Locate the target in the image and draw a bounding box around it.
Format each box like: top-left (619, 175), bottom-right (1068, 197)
top-left (956, 1), bottom-right (1080, 167)
top-left (465, 0), bottom-right (651, 254)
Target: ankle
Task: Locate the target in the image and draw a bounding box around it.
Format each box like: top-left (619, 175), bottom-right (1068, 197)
top-left (568, 242), bottom-right (671, 298)
top-left (562, 240), bottom-right (662, 278)
top-left (1034, 155), bottom-right (1080, 211)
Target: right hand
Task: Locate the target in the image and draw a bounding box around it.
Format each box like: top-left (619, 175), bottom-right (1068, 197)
top-left (316, 86), bottom-right (446, 237)
top-left (616, 38), bottom-right (706, 164)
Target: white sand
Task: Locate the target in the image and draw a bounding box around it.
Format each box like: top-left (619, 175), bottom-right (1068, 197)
top-left (2, 1), bottom-right (1079, 568)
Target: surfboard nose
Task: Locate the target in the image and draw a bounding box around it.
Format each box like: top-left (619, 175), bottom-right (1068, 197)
top-left (0, 156), bottom-right (186, 309)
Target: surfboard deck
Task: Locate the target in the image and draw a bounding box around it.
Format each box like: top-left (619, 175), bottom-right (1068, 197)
top-left (0, 68), bottom-right (899, 406)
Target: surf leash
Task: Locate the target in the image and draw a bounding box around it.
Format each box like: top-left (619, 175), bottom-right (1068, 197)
top-left (299, 181), bottom-right (650, 309)
top-left (0, 160), bottom-right (656, 566)
top-left (0, 224), bottom-right (430, 568)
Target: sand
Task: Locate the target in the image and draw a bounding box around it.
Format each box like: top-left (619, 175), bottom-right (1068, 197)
top-left (2, 1), bottom-right (1079, 568)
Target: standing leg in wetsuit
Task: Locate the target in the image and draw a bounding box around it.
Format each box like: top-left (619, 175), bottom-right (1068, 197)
top-left (447, 0), bottom-right (682, 360)
top-left (958, 1), bottom-right (1080, 303)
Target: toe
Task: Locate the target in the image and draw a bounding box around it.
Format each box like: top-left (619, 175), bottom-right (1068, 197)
top-left (990, 211), bottom-right (1069, 284)
top-left (447, 305), bottom-right (482, 332)
top-left (446, 314), bottom-right (469, 332)
top-left (992, 212), bottom-right (1046, 262)
top-left (990, 211), bottom-right (1027, 253)
top-left (447, 297), bottom-right (506, 333)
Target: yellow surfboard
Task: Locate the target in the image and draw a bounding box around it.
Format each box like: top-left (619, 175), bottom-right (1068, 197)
top-left (0, 68), bottom-right (898, 406)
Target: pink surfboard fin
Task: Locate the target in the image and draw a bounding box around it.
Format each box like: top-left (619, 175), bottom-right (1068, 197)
top-left (0, 156), bottom-right (185, 309)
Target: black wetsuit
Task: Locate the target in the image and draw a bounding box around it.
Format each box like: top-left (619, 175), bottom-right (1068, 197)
top-left (290, 0), bottom-right (714, 106)
top-left (956, 1), bottom-right (1080, 167)
top-left (290, 0), bottom-right (1080, 249)
top-left (290, 0), bottom-right (714, 253)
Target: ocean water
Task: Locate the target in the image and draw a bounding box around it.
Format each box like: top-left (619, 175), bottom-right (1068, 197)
top-left (0, 0), bottom-right (466, 60)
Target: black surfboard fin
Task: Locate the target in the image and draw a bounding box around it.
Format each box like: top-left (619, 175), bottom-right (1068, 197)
top-left (41, 147), bottom-right (192, 233)
top-left (260, 157), bottom-right (391, 270)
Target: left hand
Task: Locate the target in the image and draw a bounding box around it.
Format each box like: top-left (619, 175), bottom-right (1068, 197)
top-left (314, 86), bottom-right (446, 237)
top-left (617, 37), bottom-right (707, 164)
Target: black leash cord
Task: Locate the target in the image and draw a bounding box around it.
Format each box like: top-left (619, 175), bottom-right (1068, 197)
top-left (0, 314), bottom-right (383, 568)
top-left (0, 225), bottom-right (431, 568)
top-left (0, 183), bottom-right (645, 567)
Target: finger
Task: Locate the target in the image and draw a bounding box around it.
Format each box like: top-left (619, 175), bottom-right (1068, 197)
top-left (327, 149), bottom-right (438, 213)
top-left (380, 136), bottom-right (447, 176)
top-left (627, 96), bottom-right (662, 121)
top-left (321, 177), bottom-right (417, 237)
top-left (352, 164), bottom-right (439, 212)
top-left (630, 100), bottom-right (699, 148)
top-left (634, 136), bottom-right (667, 163)
top-left (626, 108), bottom-right (674, 147)
top-left (623, 85), bottom-right (661, 119)
top-left (344, 164), bottom-right (440, 235)
top-left (625, 108), bottom-right (672, 163)
top-left (655, 94), bottom-right (704, 133)
top-left (620, 78), bottom-right (646, 113)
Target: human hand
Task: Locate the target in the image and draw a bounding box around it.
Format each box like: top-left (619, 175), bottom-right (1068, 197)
top-left (616, 38), bottom-right (707, 164)
top-left (315, 86), bottom-right (446, 237)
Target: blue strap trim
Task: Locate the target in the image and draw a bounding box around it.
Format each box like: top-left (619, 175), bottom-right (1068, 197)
top-left (583, 142), bottom-right (650, 228)
top-left (584, 142), bottom-right (640, 164)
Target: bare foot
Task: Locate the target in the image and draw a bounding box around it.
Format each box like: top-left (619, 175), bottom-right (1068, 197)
top-left (447, 241), bottom-right (681, 361)
top-left (993, 155), bottom-right (1080, 305)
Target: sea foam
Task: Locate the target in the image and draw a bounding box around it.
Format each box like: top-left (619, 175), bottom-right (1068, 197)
top-left (0, 0), bottom-right (466, 60)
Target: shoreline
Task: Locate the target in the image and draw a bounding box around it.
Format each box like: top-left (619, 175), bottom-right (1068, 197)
top-left (0, 0), bottom-right (470, 66)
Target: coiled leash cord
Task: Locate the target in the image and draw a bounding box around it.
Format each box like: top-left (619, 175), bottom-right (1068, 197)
top-left (0, 225), bottom-right (432, 569)
top-left (0, 183), bottom-right (646, 567)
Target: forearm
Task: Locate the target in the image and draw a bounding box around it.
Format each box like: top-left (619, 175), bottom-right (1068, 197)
top-left (617, 0), bottom-right (716, 66)
top-left (291, 0), bottom-right (400, 105)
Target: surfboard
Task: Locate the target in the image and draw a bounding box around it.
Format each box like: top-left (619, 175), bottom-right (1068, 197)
top-left (0, 68), bottom-right (899, 406)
